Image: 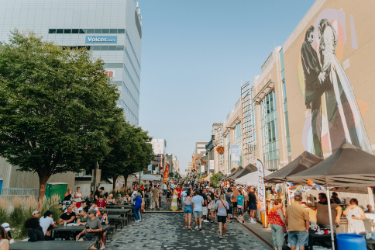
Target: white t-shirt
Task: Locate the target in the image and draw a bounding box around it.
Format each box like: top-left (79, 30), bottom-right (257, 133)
top-left (192, 195), bottom-right (204, 212)
top-left (163, 184), bottom-right (167, 190)
top-left (181, 191), bottom-right (187, 202)
top-left (171, 183), bottom-right (175, 189)
top-left (39, 216), bottom-right (55, 235)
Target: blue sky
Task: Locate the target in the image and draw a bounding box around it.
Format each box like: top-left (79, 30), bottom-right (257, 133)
top-left (138, 0), bottom-right (315, 174)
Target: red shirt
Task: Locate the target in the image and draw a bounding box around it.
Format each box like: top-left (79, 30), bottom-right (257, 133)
top-left (96, 200), bottom-right (106, 208)
top-left (139, 186), bottom-right (145, 191)
top-left (176, 189), bottom-right (182, 199)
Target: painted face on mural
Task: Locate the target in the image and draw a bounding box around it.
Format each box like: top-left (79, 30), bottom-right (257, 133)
top-left (307, 32), bottom-right (314, 45)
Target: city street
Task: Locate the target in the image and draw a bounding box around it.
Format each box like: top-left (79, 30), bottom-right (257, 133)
top-left (105, 212), bottom-right (272, 250)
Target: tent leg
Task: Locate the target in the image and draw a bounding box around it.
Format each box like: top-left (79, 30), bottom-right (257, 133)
top-left (326, 188), bottom-right (335, 250)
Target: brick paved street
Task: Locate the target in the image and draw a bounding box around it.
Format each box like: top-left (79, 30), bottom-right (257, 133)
top-left (105, 211), bottom-right (272, 250)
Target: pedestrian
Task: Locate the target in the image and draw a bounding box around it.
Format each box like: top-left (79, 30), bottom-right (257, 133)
top-left (176, 185), bottom-right (183, 210)
top-left (225, 189), bottom-right (233, 223)
top-left (144, 188), bottom-right (150, 208)
top-left (133, 192), bottom-right (143, 222)
top-left (232, 185), bottom-right (238, 218)
top-left (215, 193), bottom-right (229, 239)
top-left (151, 185), bottom-right (160, 210)
top-left (171, 189), bottom-right (178, 211)
top-left (248, 186), bottom-right (257, 223)
top-left (208, 191), bottom-right (217, 223)
top-left (343, 198), bottom-right (366, 234)
top-left (163, 182), bottom-right (167, 195)
top-left (183, 189), bottom-right (193, 229)
top-left (285, 193), bottom-right (310, 250)
top-left (237, 190), bottom-right (244, 216)
top-left (166, 186), bottom-right (172, 209)
top-left (192, 191), bottom-right (204, 231)
top-left (201, 188), bottom-right (209, 222)
top-left (269, 198), bottom-right (285, 250)
top-left (74, 187), bottom-right (83, 208)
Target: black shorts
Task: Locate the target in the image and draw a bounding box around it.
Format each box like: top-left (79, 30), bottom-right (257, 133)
top-left (177, 198), bottom-right (181, 203)
top-left (233, 202), bottom-right (237, 208)
top-left (217, 216), bottom-right (226, 223)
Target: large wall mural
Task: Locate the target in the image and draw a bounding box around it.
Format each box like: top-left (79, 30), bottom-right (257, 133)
top-left (297, 8), bottom-right (372, 157)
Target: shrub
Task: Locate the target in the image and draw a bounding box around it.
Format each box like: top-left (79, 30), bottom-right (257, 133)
top-left (0, 197), bottom-right (9, 223)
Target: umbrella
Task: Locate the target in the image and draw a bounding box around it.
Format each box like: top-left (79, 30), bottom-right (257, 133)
top-left (235, 170), bottom-right (272, 186)
top-left (264, 151), bottom-right (323, 183)
top-left (141, 174), bottom-right (160, 181)
top-left (227, 164), bottom-right (257, 180)
top-left (287, 141), bottom-right (375, 250)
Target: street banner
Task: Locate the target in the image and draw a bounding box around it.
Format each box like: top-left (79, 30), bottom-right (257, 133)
top-left (163, 164), bottom-right (169, 183)
top-left (201, 165), bottom-right (205, 172)
top-left (209, 160), bottom-right (214, 170)
top-left (257, 159), bottom-right (266, 211)
top-left (148, 164), bottom-right (152, 171)
top-left (231, 145), bottom-right (240, 162)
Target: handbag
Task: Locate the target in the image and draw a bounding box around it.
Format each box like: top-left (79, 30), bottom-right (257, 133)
top-left (208, 201), bottom-right (212, 210)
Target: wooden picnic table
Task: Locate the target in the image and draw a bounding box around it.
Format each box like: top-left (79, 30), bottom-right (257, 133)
top-left (10, 241), bottom-right (95, 250)
top-left (51, 224), bottom-right (110, 238)
top-left (107, 214), bottom-right (121, 220)
top-left (106, 204), bottom-right (133, 209)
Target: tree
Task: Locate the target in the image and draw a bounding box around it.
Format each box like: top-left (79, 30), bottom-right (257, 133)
top-left (0, 30), bottom-right (122, 201)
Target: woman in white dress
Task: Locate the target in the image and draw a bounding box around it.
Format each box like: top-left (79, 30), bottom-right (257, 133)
top-left (74, 187), bottom-right (83, 208)
top-left (343, 198), bottom-right (366, 234)
top-left (171, 189), bottom-right (178, 211)
top-left (0, 226), bottom-right (10, 250)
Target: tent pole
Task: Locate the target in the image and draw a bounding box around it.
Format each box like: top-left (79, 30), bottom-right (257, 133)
top-left (326, 188), bottom-right (335, 250)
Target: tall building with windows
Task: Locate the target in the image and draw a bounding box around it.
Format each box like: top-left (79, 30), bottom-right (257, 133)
top-left (0, 0), bottom-right (142, 125)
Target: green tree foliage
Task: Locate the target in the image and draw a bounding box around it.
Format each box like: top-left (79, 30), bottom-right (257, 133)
top-left (210, 172), bottom-right (223, 188)
top-left (0, 30), bottom-right (122, 200)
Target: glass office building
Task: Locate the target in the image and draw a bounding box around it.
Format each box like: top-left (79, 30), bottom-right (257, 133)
top-left (0, 0), bottom-right (142, 125)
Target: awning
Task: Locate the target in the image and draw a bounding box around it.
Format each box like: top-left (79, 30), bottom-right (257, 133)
top-left (227, 164), bottom-right (257, 180)
top-left (264, 151), bottom-right (323, 183)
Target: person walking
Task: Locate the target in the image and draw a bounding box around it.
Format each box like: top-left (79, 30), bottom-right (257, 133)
top-left (208, 191), bottom-right (217, 223)
top-left (133, 192), bottom-right (143, 222)
top-left (285, 193), bottom-right (310, 250)
top-left (166, 187), bottom-right (172, 209)
top-left (163, 182), bottom-right (168, 196)
top-left (201, 188), bottom-right (209, 222)
top-left (269, 199), bottom-right (286, 250)
top-left (248, 187), bottom-right (257, 223)
top-left (192, 191), bottom-right (204, 231)
top-left (215, 193), bottom-right (229, 239)
top-left (237, 190), bottom-right (245, 216)
top-left (183, 189), bottom-right (193, 229)
top-left (225, 189), bottom-right (233, 223)
top-left (151, 185), bottom-right (160, 210)
top-left (232, 185), bottom-right (238, 218)
top-left (171, 189), bottom-right (178, 211)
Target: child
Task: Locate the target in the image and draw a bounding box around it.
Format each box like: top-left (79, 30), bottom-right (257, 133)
top-left (237, 213), bottom-right (244, 224)
top-left (100, 213), bottom-right (109, 249)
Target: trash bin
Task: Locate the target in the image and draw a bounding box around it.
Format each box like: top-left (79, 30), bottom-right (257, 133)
top-left (0, 178), bottom-right (3, 195)
top-left (45, 182), bottom-right (68, 201)
top-left (337, 233), bottom-right (366, 250)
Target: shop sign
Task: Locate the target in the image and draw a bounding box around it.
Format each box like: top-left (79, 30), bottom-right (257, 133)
top-left (85, 36), bottom-right (117, 43)
top-left (209, 160), bottom-right (214, 170)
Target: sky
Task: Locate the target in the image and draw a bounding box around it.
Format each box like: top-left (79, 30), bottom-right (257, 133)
top-left (138, 0), bottom-right (315, 174)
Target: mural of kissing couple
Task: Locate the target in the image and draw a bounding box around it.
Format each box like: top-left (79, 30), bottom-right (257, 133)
top-left (300, 11), bottom-right (372, 157)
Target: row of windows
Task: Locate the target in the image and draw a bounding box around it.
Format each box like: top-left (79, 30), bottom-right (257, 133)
top-left (123, 64), bottom-right (140, 95)
top-left (61, 45), bottom-right (124, 51)
top-left (125, 30), bottom-right (141, 69)
top-left (120, 100), bottom-right (138, 124)
top-left (122, 82), bottom-right (139, 108)
top-left (104, 63), bottom-right (123, 68)
top-left (49, 29), bottom-right (125, 34)
top-left (125, 48), bottom-right (140, 82)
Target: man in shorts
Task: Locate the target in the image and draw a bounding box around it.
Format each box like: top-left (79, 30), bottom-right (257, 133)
top-left (191, 191), bottom-right (204, 231)
top-left (216, 193), bottom-right (229, 239)
top-left (225, 189), bottom-right (233, 223)
top-left (76, 209), bottom-right (102, 247)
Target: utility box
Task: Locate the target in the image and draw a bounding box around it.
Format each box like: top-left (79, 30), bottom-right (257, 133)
top-left (0, 178), bottom-right (3, 195)
top-left (45, 182), bottom-right (68, 201)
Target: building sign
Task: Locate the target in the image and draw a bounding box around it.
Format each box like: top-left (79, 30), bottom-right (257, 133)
top-left (104, 69), bottom-right (115, 77)
top-left (231, 145), bottom-right (240, 162)
top-left (85, 36), bottom-right (117, 44)
top-left (209, 160), bottom-right (214, 170)
top-left (201, 165), bottom-right (205, 172)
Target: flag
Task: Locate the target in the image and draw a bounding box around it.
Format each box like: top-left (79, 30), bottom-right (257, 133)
top-left (163, 165), bottom-right (170, 183)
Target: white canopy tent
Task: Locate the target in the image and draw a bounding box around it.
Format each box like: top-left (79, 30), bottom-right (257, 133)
top-left (235, 170), bottom-right (272, 186)
top-left (141, 174), bottom-right (160, 181)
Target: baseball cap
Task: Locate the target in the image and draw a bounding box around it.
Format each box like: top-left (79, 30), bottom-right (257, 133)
top-left (117, 194), bottom-right (121, 197)
top-left (32, 210), bottom-right (40, 215)
top-left (205, 186), bottom-right (209, 189)
top-left (132, 191), bottom-right (137, 196)
top-left (1, 223), bottom-right (11, 231)
top-left (88, 209), bottom-right (97, 214)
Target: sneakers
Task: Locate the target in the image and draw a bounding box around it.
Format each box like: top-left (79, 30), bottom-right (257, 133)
top-left (199, 226), bottom-right (202, 231)
top-left (195, 226), bottom-right (198, 230)
top-left (219, 235), bottom-right (223, 239)
top-left (223, 234), bottom-right (226, 237)
top-left (100, 245), bottom-right (105, 249)
top-left (203, 220), bottom-right (209, 223)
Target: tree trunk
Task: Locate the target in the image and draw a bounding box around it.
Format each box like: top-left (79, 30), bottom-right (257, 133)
top-left (112, 176), bottom-right (118, 191)
top-left (124, 174), bottom-right (128, 188)
top-left (38, 173), bottom-right (52, 203)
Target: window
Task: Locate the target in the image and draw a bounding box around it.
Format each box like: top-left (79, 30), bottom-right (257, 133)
top-left (50, 28), bottom-right (126, 34)
top-left (64, 29), bottom-right (71, 34)
top-left (118, 29), bottom-right (125, 34)
top-left (125, 30), bottom-right (141, 69)
top-left (125, 48), bottom-right (140, 82)
top-left (102, 29), bottom-right (109, 34)
top-left (49, 29), bottom-right (56, 33)
top-left (104, 63), bottom-right (123, 68)
top-left (87, 29), bottom-right (95, 34)
top-left (79, 29), bottom-right (86, 34)
top-left (57, 29), bottom-right (63, 34)
top-left (72, 29), bottom-right (79, 34)
top-left (110, 29), bottom-right (117, 34)
top-left (123, 65), bottom-right (140, 96)
top-left (95, 29), bottom-right (102, 33)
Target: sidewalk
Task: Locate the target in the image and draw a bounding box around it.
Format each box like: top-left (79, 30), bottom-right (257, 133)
top-left (242, 212), bottom-right (273, 247)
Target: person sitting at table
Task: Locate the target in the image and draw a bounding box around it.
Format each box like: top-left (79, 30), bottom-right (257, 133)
top-left (115, 194), bottom-right (124, 205)
top-left (76, 209), bottom-right (102, 250)
top-left (106, 194), bottom-right (115, 205)
top-left (39, 210), bottom-right (56, 240)
top-left (0, 226), bottom-right (10, 250)
top-left (343, 198), bottom-right (366, 234)
top-left (330, 192), bottom-right (341, 204)
top-left (308, 193), bottom-right (342, 232)
top-left (64, 201), bottom-right (80, 215)
top-left (96, 196), bottom-right (106, 209)
top-left (100, 212), bottom-right (109, 249)
top-left (124, 194), bottom-right (131, 203)
top-left (366, 205), bottom-right (375, 214)
top-left (24, 216), bottom-right (45, 242)
top-left (77, 207), bottom-right (90, 225)
top-left (58, 206), bottom-right (76, 225)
